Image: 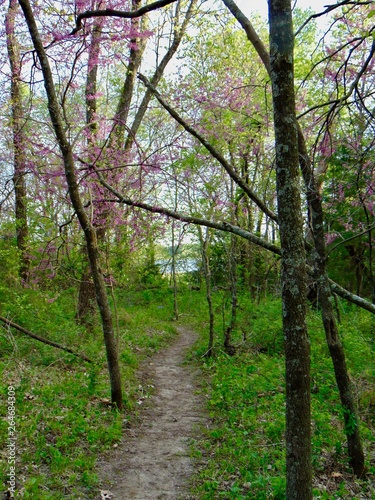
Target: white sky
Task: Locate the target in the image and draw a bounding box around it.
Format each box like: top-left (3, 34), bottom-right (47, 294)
top-left (237, 0), bottom-right (331, 19)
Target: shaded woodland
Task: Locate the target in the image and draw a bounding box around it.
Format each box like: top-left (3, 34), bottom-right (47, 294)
top-left (0, 0), bottom-right (374, 498)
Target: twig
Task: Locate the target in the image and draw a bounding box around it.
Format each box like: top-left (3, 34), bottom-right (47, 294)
top-left (0, 315), bottom-right (95, 363)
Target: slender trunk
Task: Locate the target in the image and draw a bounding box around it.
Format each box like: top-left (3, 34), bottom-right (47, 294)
top-left (359, 192), bottom-right (375, 302)
top-left (321, 280), bottom-right (365, 476)
top-left (198, 227), bottom-right (214, 357)
top-left (111, 0), bottom-right (147, 148)
top-left (77, 11), bottom-right (104, 324)
top-left (19, 0), bottom-right (123, 409)
top-left (125, 0), bottom-right (198, 151)
top-left (269, 1), bottom-right (311, 498)
top-left (298, 122), bottom-right (366, 479)
top-left (171, 222), bottom-right (179, 320)
top-left (77, 267), bottom-right (96, 326)
top-left (224, 235), bottom-right (238, 356)
top-left (6, 0), bottom-right (30, 283)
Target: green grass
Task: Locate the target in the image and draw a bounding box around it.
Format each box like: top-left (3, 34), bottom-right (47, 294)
top-left (0, 283), bottom-right (178, 498)
top-left (1, 279), bottom-right (374, 499)
top-left (185, 295), bottom-right (375, 499)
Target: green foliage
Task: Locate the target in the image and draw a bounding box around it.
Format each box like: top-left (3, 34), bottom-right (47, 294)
top-left (187, 295), bottom-right (375, 499)
top-left (0, 280), bottom-right (178, 498)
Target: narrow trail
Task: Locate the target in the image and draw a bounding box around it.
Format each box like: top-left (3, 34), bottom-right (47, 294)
top-left (97, 326), bottom-right (206, 500)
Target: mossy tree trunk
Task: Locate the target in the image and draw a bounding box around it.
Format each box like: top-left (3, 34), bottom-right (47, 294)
top-left (19, 0), bottom-right (123, 410)
top-left (298, 134), bottom-right (366, 477)
top-left (269, 0), bottom-right (312, 497)
top-left (6, 0), bottom-right (30, 283)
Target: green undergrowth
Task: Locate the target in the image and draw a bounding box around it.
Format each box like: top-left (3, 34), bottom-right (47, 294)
top-left (0, 283), bottom-right (177, 498)
top-left (1, 280), bottom-right (375, 499)
top-left (186, 296), bottom-right (375, 499)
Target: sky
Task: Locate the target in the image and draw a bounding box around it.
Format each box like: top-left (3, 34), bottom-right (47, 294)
top-left (237, 0), bottom-right (331, 20)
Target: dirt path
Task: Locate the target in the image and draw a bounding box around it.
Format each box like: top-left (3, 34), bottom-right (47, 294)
top-left (97, 326), bottom-right (206, 500)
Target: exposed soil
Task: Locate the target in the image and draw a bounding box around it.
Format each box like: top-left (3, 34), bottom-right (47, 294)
top-left (96, 326), bottom-right (206, 500)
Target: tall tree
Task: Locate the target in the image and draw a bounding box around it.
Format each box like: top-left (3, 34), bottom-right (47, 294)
top-left (6, 0), bottom-right (30, 283)
top-left (18, 0), bottom-right (123, 409)
top-left (222, 0), bottom-right (366, 477)
top-left (268, 0), bottom-right (311, 497)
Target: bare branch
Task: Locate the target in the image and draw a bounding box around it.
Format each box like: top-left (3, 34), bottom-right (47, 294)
top-left (295, 1), bottom-right (373, 37)
top-left (0, 315), bottom-right (94, 363)
top-left (329, 280), bottom-right (375, 315)
top-left (327, 222), bottom-right (375, 256)
top-left (221, 0), bottom-right (271, 74)
top-left (71, 0), bottom-right (178, 35)
top-left (137, 73), bottom-right (278, 223)
top-left (97, 172), bottom-right (281, 255)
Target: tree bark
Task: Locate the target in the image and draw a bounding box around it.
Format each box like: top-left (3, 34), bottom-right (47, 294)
top-left (171, 222), bottom-right (179, 320)
top-left (0, 315), bottom-right (94, 363)
top-left (298, 118), bottom-right (366, 478)
top-left (224, 236), bottom-right (238, 356)
top-left (198, 227), bottom-right (214, 357)
top-left (77, 10), bottom-right (103, 325)
top-left (19, 0), bottom-right (123, 409)
top-left (6, 0), bottom-right (30, 283)
top-left (269, 1), bottom-right (312, 498)
top-left (224, 0), bottom-right (366, 478)
top-left (111, 0), bottom-right (147, 148)
top-left (125, 0), bottom-right (198, 151)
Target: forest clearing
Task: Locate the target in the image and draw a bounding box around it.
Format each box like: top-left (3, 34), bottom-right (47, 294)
top-left (1, 0), bottom-right (375, 498)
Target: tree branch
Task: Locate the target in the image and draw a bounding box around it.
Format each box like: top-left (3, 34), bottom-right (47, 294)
top-left (137, 73), bottom-right (278, 223)
top-left (97, 173), bottom-right (375, 316)
top-left (71, 0), bottom-right (178, 35)
top-left (125, 0), bottom-right (198, 151)
top-left (295, 1), bottom-right (373, 37)
top-left (0, 315), bottom-right (94, 363)
top-left (221, 0), bottom-right (271, 74)
top-left (327, 222), bottom-right (375, 256)
top-left (96, 173), bottom-right (282, 255)
top-left (329, 280), bottom-right (375, 315)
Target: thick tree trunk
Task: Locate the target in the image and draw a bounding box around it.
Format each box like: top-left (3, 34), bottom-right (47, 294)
top-left (225, 0), bottom-right (365, 480)
top-left (269, 1), bottom-right (312, 498)
top-left (6, 0), bottom-right (30, 283)
top-left (19, 0), bottom-right (123, 410)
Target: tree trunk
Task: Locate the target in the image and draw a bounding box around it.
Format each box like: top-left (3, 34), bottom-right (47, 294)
top-left (76, 266), bottom-right (97, 326)
top-left (198, 227), bottom-right (214, 357)
top-left (269, 1), bottom-right (312, 498)
top-left (224, 235), bottom-right (238, 356)
top-left (322, 282), bottom-right (366, 476)
top-left (19, 0), bottom-right (123, 409)
top-left (76, 10), bottom-right (103, 324)
top-left (6, 0), bottom-right (30, 283)
top-left (124, 0), bottom-right (198, 151)
top-left (111, 0), bottom-right (147, 149)
top-left (225, 0), bottom-right (365, 481)
top-left (171, 222), bottom-right (179, 320)
top-left (298, 122), bottom-right (366, 478)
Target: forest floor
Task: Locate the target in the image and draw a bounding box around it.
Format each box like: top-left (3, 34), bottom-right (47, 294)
top-left (96, 325), bottom-right (206, 500)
